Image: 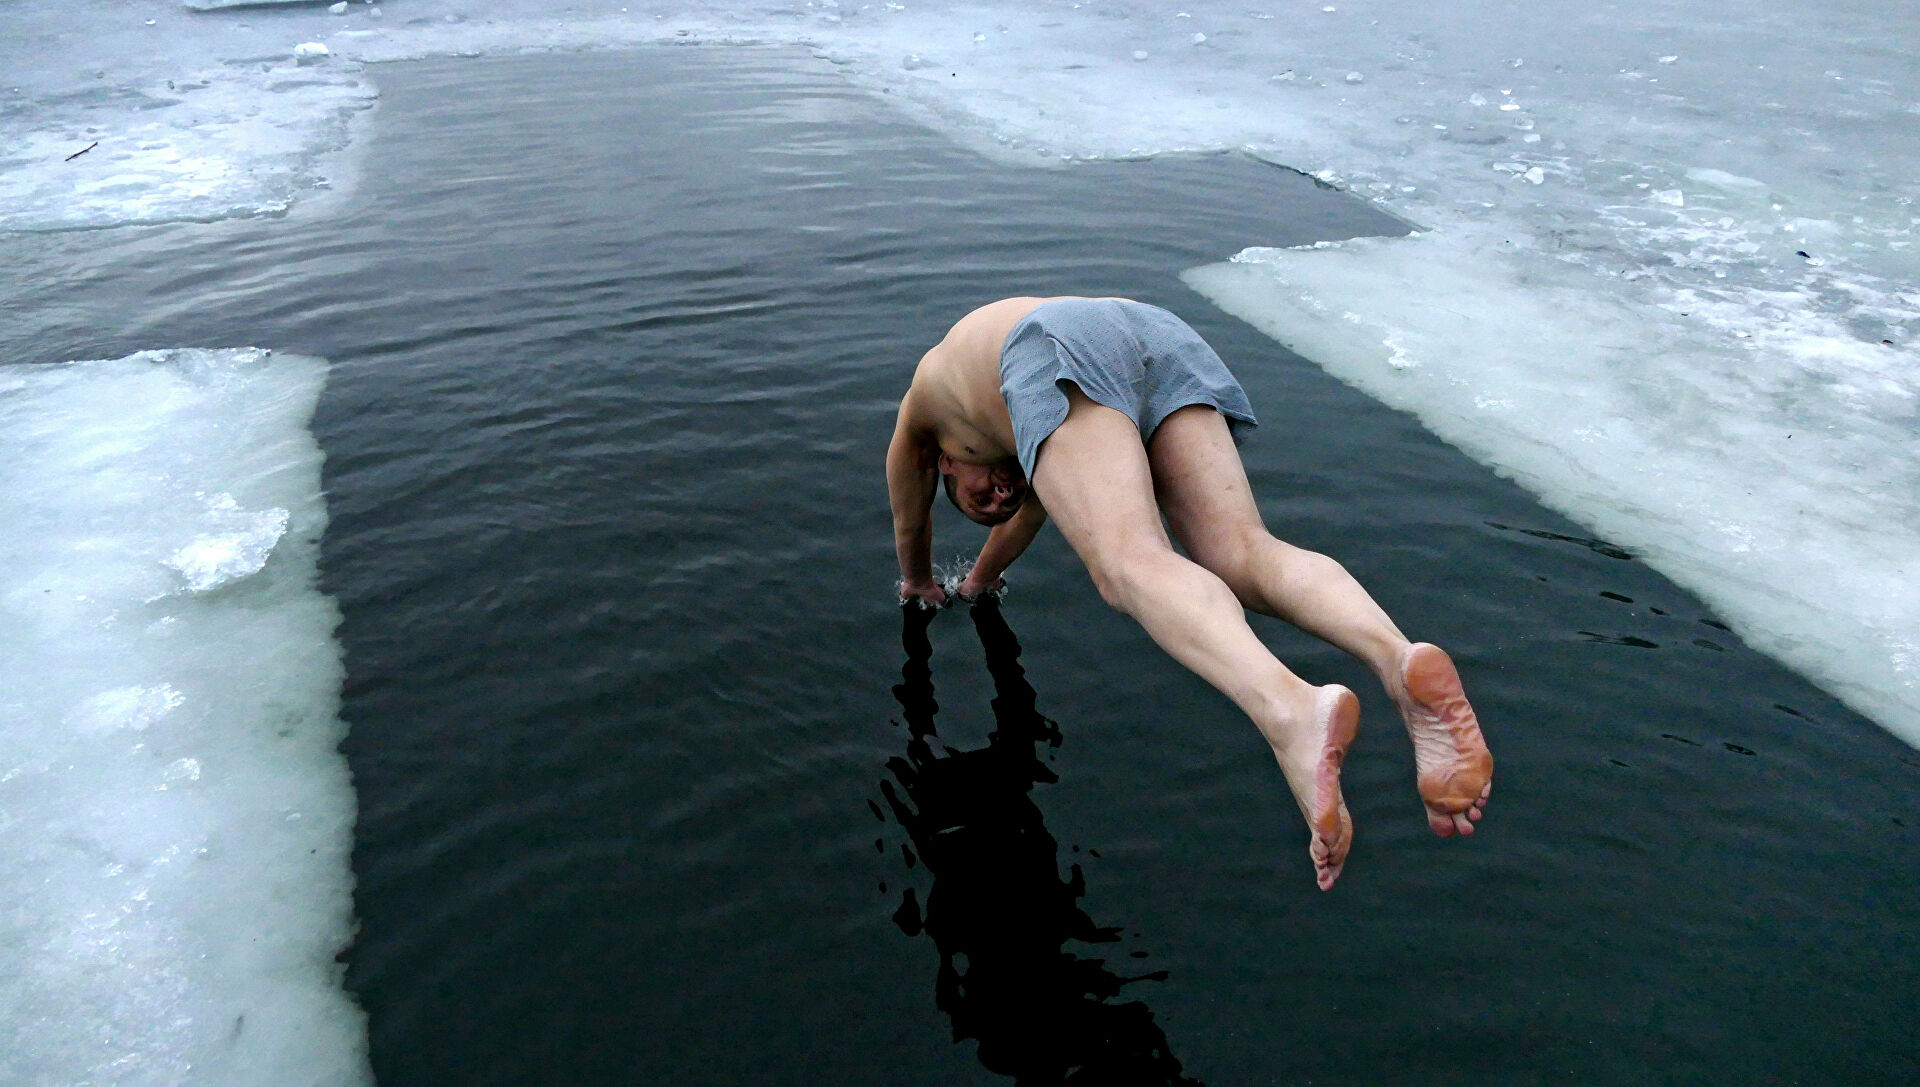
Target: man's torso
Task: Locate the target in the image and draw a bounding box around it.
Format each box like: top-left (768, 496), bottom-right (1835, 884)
top-left (905, 295), bottom-right (1134, 466)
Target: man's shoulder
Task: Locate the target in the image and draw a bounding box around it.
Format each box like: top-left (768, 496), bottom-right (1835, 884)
top-left (954, 296), bottom-right (1057, 335)
top-left (930, 297), bottom-right (1055, 365)
top-left (897, 356), bottom-right (964, 432)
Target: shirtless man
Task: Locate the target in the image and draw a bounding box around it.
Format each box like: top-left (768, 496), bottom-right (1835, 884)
top-left (886, 296), bottom-right (1493, 890)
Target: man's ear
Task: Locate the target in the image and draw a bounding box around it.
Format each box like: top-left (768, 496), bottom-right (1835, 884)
top-left (936, 451), bottom-right (954, 475)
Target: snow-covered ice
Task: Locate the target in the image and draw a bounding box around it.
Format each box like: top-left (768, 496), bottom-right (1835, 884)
top-left (1188, 229), bottom-right (1917, 741)
top-left (0, 348), bottom-right (367, 1087)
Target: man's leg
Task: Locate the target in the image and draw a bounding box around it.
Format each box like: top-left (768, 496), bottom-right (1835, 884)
top-left (1032, 386), bottom-right (1359, 890)
top-left (1147, 404), bottom-right (1493, 837)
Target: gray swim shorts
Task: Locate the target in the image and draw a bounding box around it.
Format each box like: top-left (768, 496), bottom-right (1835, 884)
top-left (999, 298), bottom-right (1258, 479)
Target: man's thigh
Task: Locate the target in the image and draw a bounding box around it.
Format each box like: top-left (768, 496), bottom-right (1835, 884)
top-left (1031, 385), bottom-right (1172, 569)
top-left (1147, 404), bottom-right (1267, 564)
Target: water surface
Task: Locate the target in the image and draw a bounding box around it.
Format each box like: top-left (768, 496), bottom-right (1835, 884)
top-left (4, 47), bottom-right (1916, 1087)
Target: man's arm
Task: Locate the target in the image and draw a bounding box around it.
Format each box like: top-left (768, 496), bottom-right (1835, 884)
top-left (886, 398), bottom-right (946, 606)
top-left (958, 496), bottom-right (1046, 598)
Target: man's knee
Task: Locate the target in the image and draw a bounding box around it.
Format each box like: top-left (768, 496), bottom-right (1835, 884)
top-left (1083, 545), bottom-right (1159, 614)
top-left (1088, 566), bottom-right (1129, 612)
top-left (1190, 524), bottom-right (1278, 601)
top-left (1085, 552), bottom-right (1147, 613)
top-left (1088, 547), bottom-right (1233, 617)
top-left (1198, 530), bottom-right (1354, 606)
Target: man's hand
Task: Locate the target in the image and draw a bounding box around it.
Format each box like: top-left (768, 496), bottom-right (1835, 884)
top-left (899, 579), bottom-right (950, 610)
top-left (952, 572), bottom-right (1005, 602)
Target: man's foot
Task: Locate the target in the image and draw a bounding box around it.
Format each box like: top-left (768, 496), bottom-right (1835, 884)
top-left (1272, 685), bottom-right (1359, 891)
top-left (1396, 643), bottom-right (1493, 837)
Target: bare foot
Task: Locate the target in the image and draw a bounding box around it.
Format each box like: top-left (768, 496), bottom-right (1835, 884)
top-left (1396, 643), bottom-right (1493, 837)
top-left (1272, 685), bottom-right (1359, 891)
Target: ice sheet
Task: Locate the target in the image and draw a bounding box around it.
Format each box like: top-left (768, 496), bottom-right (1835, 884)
top-left (1186, 235), bottom-right (1917, 742)
top-left (0, 3), bottom-right (1913, 743)
top-left (0, 348), bottom-right (368, 1087)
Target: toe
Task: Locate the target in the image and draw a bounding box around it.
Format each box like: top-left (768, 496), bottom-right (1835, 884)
top-left (1427, 808), bottom-right (1456, 837)
top-left (1314, 840), bottom-right (1345, 890)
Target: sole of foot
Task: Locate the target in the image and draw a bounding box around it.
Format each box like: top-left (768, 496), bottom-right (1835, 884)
top-left (1401, 643), bottom-right (1493, 838)
top-left (1307, 685), bottom-right (1359, 891)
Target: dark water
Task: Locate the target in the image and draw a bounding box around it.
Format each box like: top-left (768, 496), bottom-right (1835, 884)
top-left (4, 47), bottom-right (1918, 1087)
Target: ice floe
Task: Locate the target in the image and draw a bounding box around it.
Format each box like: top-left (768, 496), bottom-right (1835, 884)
top-left (0, 347), bottom-right (367, 1086)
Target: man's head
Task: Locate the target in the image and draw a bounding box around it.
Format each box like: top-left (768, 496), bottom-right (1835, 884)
top-left (937, 453), bottom-right (1028, 526)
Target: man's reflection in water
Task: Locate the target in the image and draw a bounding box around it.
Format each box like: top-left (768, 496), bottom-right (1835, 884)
top-left (879, 599), bottom-right (1202, 1086)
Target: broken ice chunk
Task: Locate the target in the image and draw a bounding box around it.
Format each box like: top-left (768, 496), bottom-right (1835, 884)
top-left (66, 685), bottom-right (185, 736)
top-left (164, 495), bottom-right (290, 593)
top-left (163, 756), bottom-right (203, 784)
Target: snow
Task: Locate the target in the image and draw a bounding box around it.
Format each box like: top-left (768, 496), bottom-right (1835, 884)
top-left (1187, 230), bottom-right (1917, 740)
top-left (0, 348), bottom-right (367, 1087)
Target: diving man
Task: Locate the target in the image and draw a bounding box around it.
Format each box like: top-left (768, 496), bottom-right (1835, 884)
top-left (886, 296), bottom-right (1493, 890)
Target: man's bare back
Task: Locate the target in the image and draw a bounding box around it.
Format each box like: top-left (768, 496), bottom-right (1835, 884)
top-left (886, 297), bottom-right (1494, 890)
top-left (896, 296), bottom-right (1072, 468)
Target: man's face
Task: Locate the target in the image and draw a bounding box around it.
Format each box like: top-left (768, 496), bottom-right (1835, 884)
top-left (944, 459), bottom-right (1028, 526)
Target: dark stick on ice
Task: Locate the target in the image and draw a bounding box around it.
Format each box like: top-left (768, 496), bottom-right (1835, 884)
top-left (65, 141), bottom-right (99, 162)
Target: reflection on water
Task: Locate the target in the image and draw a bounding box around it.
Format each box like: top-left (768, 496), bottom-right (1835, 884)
top-left (879, 601), bottom-right (1202, 1086)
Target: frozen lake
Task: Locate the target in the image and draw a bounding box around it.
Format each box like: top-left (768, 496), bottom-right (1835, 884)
top-left (5, 44), bottom-right (1918, 1085)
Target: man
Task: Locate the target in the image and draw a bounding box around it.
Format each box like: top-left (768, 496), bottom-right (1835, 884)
top-left (886, 296), bottom-right (1493, 891)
